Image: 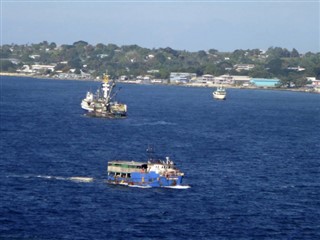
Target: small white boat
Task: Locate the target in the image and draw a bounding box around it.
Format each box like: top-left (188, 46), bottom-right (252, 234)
top-left (213, 86), bottom-right (226, 100)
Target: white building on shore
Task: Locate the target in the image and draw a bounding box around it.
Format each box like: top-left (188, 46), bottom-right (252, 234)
top-left (170, 72), bottom-right (197, 84)
top-left (17, 64), bottom-right (56, 74)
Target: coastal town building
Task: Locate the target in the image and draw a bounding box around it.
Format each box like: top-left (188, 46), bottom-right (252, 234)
top-left (147, 69), bottom-right (160, 74)
top-left (231, 76), bottom-right (252, 86)
top-left (17, 64), bottom-right (56, 74)
top-left (234, 64), bottom-right (255, 72)
top-left (202, 74), bottom-right (214, 83)
top-left (170, 72), bottom-right (197, 84)
top-left (31, 64), bottom-right (56, 72)
top-left (250, 78), bottom-right (280, 87)
top-left (189, 74), bottom-right (252, 86)
top-left (287, 66), bottom-right (306, 72)
top-left (211, 75), bottom-right (251, 86)
top-left (29, 54), bottom-right (40, 59)
top-left (214, 75), bottom-right (233, 84)
top-left (307, 77), bottom-right (320, 86)
top-left (120, 75), bottom-right (128, 81)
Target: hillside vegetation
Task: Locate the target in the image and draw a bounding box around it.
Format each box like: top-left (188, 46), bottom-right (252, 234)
top-left (1, 41), bottom-right (319, 87)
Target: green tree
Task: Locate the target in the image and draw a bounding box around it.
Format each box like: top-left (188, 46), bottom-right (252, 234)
top-left (0, 46), bottom-right (12, 58)
top-left (73, 40), bottom-right (88, 47)
top-left (204, 64), bottom-right (217, 75)
top-left (0, 60), bottom-right (16, 72)
top-left (208, 49), bottom-right (218, 55)
top-left (49, 42), bottom-right (57, 50)
top-left (290, 48), bottom-right (300, 58)
top-left (197, 50), bottom-right (207, 59)
top-left (249, 65), bottom-right (271, 78)
top-left (154, 52), bottom-right (166, 65)
top-left (216, 61), bottom-right (232, 75)
top-left (294, 77), bottom-right (308, 87)
top-left (280, 72), bottom-right (306, 87)
top-left (154, 69), bottom-right (170, 79)
top-left (267, 58), bottom-right (283, 76)
top-left (69, 57), bottom-right (82, 69)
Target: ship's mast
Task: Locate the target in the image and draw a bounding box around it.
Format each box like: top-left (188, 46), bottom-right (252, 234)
top-left (102, 74), bottom-right (115, 105)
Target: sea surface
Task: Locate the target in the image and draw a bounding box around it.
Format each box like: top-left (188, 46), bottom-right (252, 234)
top-left (0, 76), bottom-right (319, 239)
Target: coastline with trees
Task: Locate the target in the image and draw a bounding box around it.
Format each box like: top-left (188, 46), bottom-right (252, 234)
top-left (1, 41), bottom-right (319, 91)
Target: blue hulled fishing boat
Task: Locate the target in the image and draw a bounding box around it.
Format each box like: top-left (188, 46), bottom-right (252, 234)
top-left (107, 148), bottom-right (189, 189)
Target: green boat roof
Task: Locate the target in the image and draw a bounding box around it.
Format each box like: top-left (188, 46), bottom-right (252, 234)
top-left (108, 160), bottom-right (146, 166)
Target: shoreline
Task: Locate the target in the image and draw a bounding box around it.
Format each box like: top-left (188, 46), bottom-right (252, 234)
top-left (0, 72), bottom-right (96, 81)
top-left (1, 72), bottom-right (319, 94)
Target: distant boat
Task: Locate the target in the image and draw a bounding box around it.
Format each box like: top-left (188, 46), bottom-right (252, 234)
top-left (81, 74), bottom-right (127, 118)
top-left (213, 85), bottom-right (226, 100)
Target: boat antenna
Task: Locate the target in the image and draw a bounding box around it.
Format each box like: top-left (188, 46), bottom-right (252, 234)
top-left (109, 87), bottom-right (122, 101)
top-left (146, 145), bottom-right (155, 161)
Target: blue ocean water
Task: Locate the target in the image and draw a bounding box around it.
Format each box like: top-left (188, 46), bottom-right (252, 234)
top-left (0, 76), bottom-right (319, 239)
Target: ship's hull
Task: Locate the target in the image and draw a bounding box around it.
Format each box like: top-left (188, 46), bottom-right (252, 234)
top-left (213, 92), bottom-right (226, 100)
top-left (86, 111), bottom-right (126, 118)
top-left (107, 172), bottom-right (184, 188)
top-left (81, 99), bottom-right (127, 118)
top-left (81, 99), bottom-right (94, 112)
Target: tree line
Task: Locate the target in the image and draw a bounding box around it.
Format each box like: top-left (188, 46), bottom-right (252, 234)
top-left (1, 41), bottom-right (319, 87)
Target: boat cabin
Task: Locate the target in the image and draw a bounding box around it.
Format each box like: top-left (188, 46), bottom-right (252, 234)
top-left (108, 161), bottom-right (147, 178)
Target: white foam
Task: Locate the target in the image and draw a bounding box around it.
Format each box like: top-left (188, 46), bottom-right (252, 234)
top-left (163, 185), bottom-right (191, 189)
top-left (36, 175), bottom-right (55, 179)
top-left (34, 175), bottom-right (94, 183)
top-left (68, 177), bottom-right (94, 183)
top-left (131, 120), bottom-right (176, 127)
top-left (128, 184), bottom-right (152, 188)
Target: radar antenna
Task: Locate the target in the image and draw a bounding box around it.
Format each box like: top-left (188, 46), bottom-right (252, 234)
top-left (146, 145), bottom-right (155, 161)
